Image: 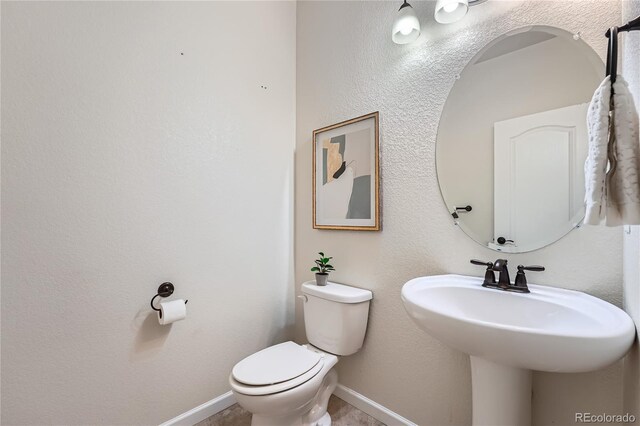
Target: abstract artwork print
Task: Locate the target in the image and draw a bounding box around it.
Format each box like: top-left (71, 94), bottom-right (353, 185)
top-left (313, 112), bottom-right (380, 230)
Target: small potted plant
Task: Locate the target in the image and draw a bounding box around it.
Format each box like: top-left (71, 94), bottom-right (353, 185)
top-left (310, 252), bottom-right (334, 286)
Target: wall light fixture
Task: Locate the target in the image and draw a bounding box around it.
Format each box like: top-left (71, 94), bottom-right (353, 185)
top-left (392, 1), bottom-right (421, 45)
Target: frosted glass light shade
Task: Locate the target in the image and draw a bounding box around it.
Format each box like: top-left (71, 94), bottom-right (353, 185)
top-left (434, 0), bottom-right (469, 24)
top-left (392, 3), bottom-right (421, 45)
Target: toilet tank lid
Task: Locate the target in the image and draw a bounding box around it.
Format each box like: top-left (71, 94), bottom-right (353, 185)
top-left (302, 281), bottom-right (373, 303)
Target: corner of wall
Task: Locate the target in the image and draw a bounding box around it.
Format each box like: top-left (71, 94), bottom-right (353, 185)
top-left (622, 0), bottom-right (640, 418)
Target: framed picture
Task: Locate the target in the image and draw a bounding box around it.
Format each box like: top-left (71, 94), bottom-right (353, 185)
top-left (313, 112), bottom-right (380, 231)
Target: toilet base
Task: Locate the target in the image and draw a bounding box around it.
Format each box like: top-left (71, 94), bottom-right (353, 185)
top-left (249, 368), bottom-right (338, 426)
top-left (251, 412), bottom-right (331, 426)
top-left (315, 412), bottom-right (331, 426)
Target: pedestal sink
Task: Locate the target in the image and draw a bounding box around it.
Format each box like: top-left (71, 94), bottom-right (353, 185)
top-left (401, 274), bottom-right (636, 426)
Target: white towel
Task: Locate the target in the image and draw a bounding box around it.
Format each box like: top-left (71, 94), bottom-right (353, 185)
top-left (606, 77), bottom-right (640, 225)
top-left (584, 77), bottom-right (612, 225)
top-left (584, 75), bottom-right (640, 226)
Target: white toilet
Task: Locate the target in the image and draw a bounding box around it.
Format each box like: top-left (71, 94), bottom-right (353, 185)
top-left (229, 281), bottom-right (373, 426)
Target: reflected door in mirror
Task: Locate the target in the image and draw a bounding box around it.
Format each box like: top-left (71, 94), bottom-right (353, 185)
top-left (493, 104), bottom-right (588, 252)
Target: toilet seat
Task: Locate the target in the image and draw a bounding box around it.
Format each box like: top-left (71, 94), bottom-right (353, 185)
top-left (231, 342), bottom-right (326, 396)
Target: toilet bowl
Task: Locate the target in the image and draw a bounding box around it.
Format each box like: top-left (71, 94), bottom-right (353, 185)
top-left (230, 342), bottom-right (338, 426)
top-left (230, 281), bottom-right (373, 426)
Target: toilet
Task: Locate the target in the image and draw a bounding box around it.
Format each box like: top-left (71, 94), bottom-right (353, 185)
top-left (229, 281), bottom-right (373, 426)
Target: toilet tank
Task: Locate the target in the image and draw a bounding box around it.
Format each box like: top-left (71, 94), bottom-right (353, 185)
top-left (301, 281), bottom-right (373, 356)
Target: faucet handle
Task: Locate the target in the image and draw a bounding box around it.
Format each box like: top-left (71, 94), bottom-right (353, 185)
top-left (470, 259), bottom-right (493, 268)
top-left (517, 265), bottom-right (545, 272)
top-left (471, 260), bottom-right (496, 285)
top-left (513, 265), bottom-right (545, 292)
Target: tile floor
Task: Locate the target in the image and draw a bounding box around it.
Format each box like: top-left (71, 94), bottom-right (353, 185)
top-left (195, 395), bottom-right (386, 426)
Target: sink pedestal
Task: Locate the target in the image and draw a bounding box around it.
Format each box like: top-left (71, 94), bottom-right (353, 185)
top-left (470, 356), bottom-right (532, 426)
top-left (402, 275), bottom-right (636, 426)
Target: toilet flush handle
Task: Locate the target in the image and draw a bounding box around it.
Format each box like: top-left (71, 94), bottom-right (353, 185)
top-left (297, 295), bottom-right (308, 303)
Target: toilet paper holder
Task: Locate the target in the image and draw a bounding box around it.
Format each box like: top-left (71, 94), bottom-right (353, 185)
top-left (150, 282), bottom-right (188, 317)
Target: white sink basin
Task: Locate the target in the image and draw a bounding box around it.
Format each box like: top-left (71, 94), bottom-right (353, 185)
top-left (401, 274), bottom-right (635, 372)
top-left (401, 274), bottom-right (636, 425)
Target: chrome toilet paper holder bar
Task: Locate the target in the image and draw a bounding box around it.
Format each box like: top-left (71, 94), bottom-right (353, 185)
top-left (150, 282), bottom-right (188, 317)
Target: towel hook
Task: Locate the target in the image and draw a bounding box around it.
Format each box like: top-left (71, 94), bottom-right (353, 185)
top-left (605, 15), bottom-right (640, 85)
top-left (606, 26), bottom-right (618, 84)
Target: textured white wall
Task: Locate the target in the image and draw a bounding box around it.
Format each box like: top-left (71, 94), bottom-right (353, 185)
top-left (622, 0), bottom-right (640, 417)
top-left (1, 2), bottom-right (295, 424)
top-left (296, 1), bottom-right (624, 425)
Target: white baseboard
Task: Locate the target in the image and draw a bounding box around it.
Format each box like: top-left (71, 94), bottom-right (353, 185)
top-left (333, 384), bottom-right (417, 426)
top-left (160, 384), bottom-right (415, 426)
top-left (159, 391), bottom-right (236, 426)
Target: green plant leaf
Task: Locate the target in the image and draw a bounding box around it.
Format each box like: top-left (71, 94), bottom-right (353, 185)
top-left (311, 267), bottom-right (320, 272)
top-left (318, 252), bottom-right (324, 257)
top-left (321, 258), bottom-right (330, 263)
top-left (325, 264), bottom-right (333, 268)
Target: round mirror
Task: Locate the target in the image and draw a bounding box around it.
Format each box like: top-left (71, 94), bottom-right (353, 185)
top-left (436, 25), bottom-right (604, 253)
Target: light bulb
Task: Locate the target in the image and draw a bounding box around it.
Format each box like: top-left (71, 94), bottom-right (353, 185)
top-left (392, 1), bottom-right (421, 45)
top-left (434, 0), bottom-right (468, 24)
top-left (443, 2), bottom-right (458, 13)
